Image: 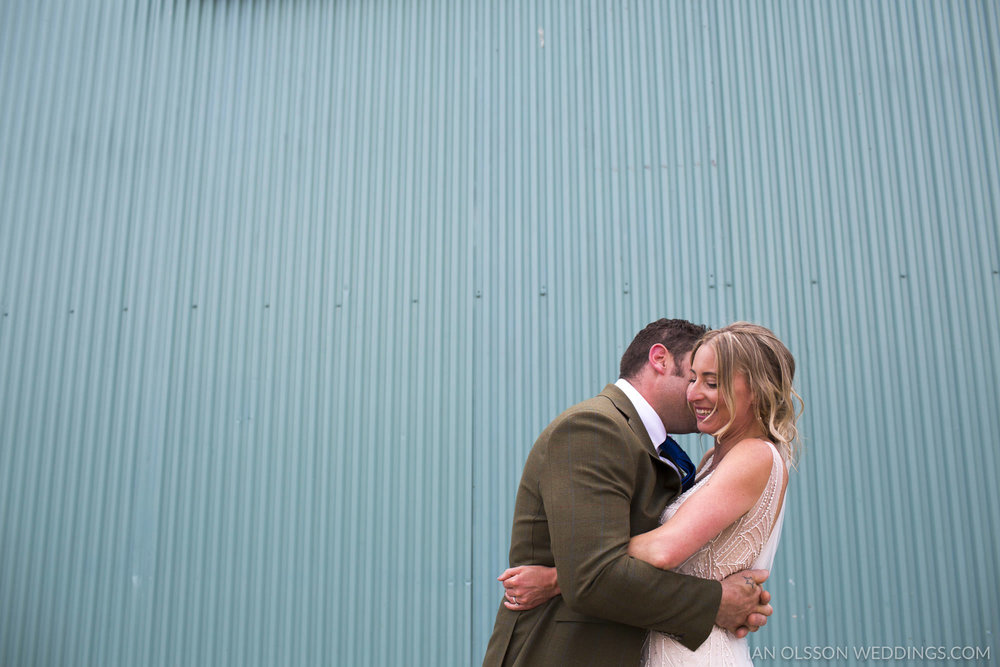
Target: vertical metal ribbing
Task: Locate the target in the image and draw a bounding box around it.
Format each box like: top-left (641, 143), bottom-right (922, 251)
top-left (1, 1), bottom-right (998, 665)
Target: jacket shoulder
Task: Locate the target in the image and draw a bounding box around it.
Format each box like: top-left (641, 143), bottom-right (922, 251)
top-left (544, 388), bottom-right (627, 432)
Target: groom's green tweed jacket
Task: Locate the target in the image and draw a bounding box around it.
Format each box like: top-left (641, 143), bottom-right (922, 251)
top-left (483, 384), bottom-right (721, 666)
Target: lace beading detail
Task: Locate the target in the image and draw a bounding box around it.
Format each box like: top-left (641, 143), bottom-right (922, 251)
top-left (642, 443), bottom-right (786, 667)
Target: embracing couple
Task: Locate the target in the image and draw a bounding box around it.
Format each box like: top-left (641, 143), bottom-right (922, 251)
top-left (483, 319), bottom-right (802, 666)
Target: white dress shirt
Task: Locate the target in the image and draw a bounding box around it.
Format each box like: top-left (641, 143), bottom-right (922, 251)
top-left (614, 377), bottom-right (680, 475)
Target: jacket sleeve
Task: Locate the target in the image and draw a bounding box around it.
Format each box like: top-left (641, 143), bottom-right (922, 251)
top-left (541, 408), bottom-right (722, 651)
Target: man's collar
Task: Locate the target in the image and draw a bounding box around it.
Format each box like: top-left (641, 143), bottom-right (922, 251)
top-left (614, 378), bottom-right (666, 446)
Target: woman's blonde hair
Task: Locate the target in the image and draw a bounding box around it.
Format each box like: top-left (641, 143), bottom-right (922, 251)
top-left (691, 322), bottom-right (803, 466)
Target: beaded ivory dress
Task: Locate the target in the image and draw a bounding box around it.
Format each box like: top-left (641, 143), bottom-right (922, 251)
top-left (642, 443), bottom-right (787, 667)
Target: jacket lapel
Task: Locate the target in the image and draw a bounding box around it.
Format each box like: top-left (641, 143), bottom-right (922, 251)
top-left (599, 384), bottom-right (659, 458)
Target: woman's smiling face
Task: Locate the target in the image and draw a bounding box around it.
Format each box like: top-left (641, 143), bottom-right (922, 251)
top-left (686, 343), bottom-right (755, 442)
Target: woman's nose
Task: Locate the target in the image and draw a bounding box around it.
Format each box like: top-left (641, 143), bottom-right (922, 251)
top-left (686, 382), bottom-right (699, 401)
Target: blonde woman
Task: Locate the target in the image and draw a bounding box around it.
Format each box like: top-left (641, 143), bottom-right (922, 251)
top-left (501, 322), bottom-right (802, 666)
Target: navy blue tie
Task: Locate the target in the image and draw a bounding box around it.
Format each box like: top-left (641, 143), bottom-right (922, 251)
top-left (658, 436), bottom-right (696, 492)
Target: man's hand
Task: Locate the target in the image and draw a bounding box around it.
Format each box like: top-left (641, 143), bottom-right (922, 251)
top-left (499, 565), bottom-right (561, 611)
top-left (716, 569), bottom-right (772, 637)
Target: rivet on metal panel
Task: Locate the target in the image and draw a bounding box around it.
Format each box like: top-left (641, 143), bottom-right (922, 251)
top-left (540, 286), bottom-right (547, 296)
top-left (476, 290), bottom-right (482, 298)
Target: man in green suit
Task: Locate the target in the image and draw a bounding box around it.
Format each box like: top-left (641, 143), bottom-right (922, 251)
top-left (483, 319), bottom-right (772, 666)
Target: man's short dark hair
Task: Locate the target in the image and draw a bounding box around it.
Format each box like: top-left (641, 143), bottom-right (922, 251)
top-left (619, 318), bottom-right (710, 379)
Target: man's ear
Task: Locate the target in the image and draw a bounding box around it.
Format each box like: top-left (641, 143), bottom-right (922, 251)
top-left (647, 343), bottom-right (675, 375)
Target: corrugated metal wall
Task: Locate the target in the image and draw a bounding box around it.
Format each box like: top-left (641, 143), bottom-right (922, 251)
top-left (1, 1), bottom-right (997, 665)
top-left (1, 1), bottom-right (476, 664)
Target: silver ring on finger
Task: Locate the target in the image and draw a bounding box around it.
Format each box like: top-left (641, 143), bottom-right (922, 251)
top-left (511, 596), bottom-right (518, 605)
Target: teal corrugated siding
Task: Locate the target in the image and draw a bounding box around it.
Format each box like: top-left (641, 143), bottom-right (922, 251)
top-left (2, 1), bottom-right (998, 665)
top-left (1, 1), bottom-right (476, 665)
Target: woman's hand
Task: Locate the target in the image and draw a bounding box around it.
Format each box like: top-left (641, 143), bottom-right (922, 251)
top-left (498, 565), bottom-right (560, 611)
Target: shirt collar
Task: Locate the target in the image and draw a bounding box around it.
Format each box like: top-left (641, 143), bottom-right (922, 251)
top-left (614, 378), bottom-right (666, 447)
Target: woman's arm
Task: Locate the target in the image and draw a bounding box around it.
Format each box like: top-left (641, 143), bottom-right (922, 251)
top-left (498, 565), bottom-right (560, 610)
top-left (628, 439), bottom-right (778, 570)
